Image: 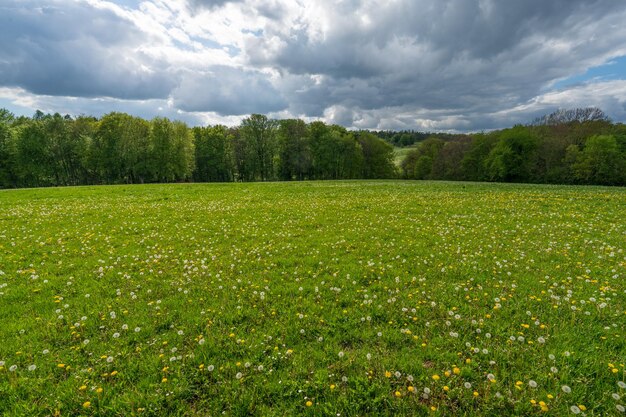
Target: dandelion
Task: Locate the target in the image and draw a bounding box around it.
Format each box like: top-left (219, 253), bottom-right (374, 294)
top-left (235, 372), bottom-right (243, 379)
top-left (619, 381), bottom-right (626, 389)
top-left (83, 401), bottom-right (91, 408)
top-left (338, 351), bottom-right (344, 358)
top-left (529, 380), bottom-right (538, 388)
top-left (106, 356), bottom-right (114, 363)
top-left (9, 365), bottom-right (17, 372)
top-left (570, 405), bottom-right (581, 414)
top-left (113, 332), bottom-right (120, 338)
top-left (134, 327), bottom-right (141, 332)
top-left (305, 400), bottom-right (313, 407)
top-left (28, 365), bottom-right (36, 371)
top-left (464, 382), bottom-right (472, 389)
top-left (562, 385), bottom-right (572, 393)
top-left (208, 365), bottom-right (214, 371)
top-left (394, 391), bottom-right (401, 398)
top-left (617, 404), bottom-right (625, 413)
top-left (432, 374), bottom-right (440, 381)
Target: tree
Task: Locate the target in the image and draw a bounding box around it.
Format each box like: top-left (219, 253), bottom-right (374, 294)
top-left (0, 112), bottom-right (18, 188)
top-left (277, 119), bottom-right (311, 180)
top-left (572, 135), bottom-right (625, 185)
top-left (240, 114), bottom-right (278, 181)
top-left (484, 126), bottom-right (538, 182)
top-left (192, 125), bottom-right (233, 182)
top-left (532, 107), bottom-right (609, 126)
top-left (401, 137), bottom-right (444, 179)
top-left (356, 131), bottom-right (396, 179)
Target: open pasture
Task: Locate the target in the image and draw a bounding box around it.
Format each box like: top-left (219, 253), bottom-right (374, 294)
top-left (0, 181), bottom-right (625, 416)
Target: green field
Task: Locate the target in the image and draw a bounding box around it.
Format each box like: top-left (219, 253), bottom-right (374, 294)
top-left (1, 181), bottom-right (625, 416)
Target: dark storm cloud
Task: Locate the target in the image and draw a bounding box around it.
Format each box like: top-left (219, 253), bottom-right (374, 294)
top-left (249, 0), bottom-right (626, 128)
top-left (0, 1), bottom-right (175, 100)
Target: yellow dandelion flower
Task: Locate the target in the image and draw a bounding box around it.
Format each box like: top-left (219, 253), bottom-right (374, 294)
top-left (82, 401), bottom-right (91, 408)
top-left (305, 400), bottom-right (313, 407)
top-left (432, 374), bottom-right (440, 381)
top-left (394, 391), bottom-right (402, 398)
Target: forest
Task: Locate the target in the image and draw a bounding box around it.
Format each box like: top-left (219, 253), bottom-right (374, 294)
top-left (0, 107), bottom-right (624, 188)
top-left (400, 109), bottom-right (626, 186)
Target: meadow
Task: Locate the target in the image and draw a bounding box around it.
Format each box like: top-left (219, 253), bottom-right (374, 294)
top-left (0, 181), bottom-right (624, 416)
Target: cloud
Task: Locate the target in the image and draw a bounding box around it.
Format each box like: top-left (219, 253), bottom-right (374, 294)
top-left (171, 66), bottom-right (287, 115)
top-left (0, 0), bottom-right (626, 130)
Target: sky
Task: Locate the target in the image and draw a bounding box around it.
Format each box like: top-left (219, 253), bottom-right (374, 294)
top-left (1, 0), bottom-right (626, 132)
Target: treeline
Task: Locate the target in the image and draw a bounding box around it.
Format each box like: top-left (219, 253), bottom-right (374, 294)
top-left (0, 110), bottom-right (396, 188)
top-left (1, 107), bottom-right (624, 188)
top-left (400, 110), bottom-right (626, 186)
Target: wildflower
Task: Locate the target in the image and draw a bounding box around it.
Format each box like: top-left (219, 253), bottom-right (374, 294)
top-left (529, 380), bottom-right (538, 388)
top-left (432, 374), bottom-right (440, 381)
top-left (570, 405), bottom-right (581, 414)
top-left (83, 402), bottom-right (91, 408)
top-left (28, 365), bottom-right (36, 371)
top-left (394, 391), bottom-right (401, 398)
top-left (562, 385), bottom-right (572, 393)
top-left (305, 401), bottom-right (313, 407)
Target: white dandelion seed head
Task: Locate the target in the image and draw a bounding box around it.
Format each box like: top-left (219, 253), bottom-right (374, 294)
top-left (529, 380), bottom-right (537, 388)
top-left (235, 372), bottom-right (243, 379)
top-left (570, 405), bottom-right (581, 414)
top-left (28, 365), bottom-right (36, 371)
top-left (562, 385), bottom-right (572, 393)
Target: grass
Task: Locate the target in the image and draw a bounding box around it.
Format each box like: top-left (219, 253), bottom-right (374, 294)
top-left (393, 146), bottom-right (415, 166)
top-left (0, 181), bottom-right (625, 416)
